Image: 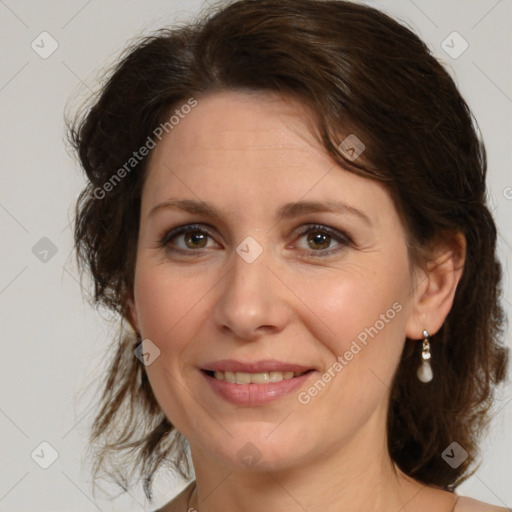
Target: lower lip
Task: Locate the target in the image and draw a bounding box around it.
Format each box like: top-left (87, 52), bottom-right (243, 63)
top-left (201, 370), bottom-right (315, 406)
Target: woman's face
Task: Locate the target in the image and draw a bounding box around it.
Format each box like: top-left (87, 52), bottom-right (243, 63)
top-left (130, 91), bottom-right (422, 472)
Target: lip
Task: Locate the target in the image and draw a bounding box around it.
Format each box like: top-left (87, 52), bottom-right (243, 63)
top-left (201, 359), bottom-right (314, 373)
top-left (199, 359), bottom-right (317, 406)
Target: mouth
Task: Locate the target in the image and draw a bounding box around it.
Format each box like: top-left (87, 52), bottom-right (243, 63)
top-left (199, 359), bottom-right (317, 405)
top-left (201, 369), bottom-right (313, 384)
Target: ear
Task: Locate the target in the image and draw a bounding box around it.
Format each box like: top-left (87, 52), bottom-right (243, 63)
top-left (405, 232), bottom-right (466, 339)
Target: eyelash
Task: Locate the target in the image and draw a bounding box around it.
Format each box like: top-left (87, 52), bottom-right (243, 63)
top-left (158, 223), bottom-right (352, 258)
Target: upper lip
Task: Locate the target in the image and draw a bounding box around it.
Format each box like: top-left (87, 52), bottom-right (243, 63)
top-left (201, 359), bottom-right (314, 373)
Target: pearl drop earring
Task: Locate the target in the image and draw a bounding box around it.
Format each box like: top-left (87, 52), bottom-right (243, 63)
top-left (417, 329), bottom-right (433, 383)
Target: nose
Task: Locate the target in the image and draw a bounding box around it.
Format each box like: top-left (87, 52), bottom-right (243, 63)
top-left (212, 245), bottom-right (291, 341)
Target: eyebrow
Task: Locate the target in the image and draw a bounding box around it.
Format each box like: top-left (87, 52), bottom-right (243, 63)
top-left (148, 198), bottom-right (372, 225)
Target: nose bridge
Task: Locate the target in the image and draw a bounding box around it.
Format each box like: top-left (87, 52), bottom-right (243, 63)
top-left (213, 239), bottom-right (288, 339)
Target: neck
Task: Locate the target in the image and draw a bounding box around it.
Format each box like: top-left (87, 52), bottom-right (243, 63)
top-left (187, 406), bottom-right (426, 512)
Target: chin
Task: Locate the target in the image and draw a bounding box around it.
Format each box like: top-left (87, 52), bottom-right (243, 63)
top-left (198, 425), bottom-right (317, 472)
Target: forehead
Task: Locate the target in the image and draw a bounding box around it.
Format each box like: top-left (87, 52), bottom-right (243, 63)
top-left (141, 90), bottom-right (396, 228)
top-left (160, 91), bottom-right (319, 154)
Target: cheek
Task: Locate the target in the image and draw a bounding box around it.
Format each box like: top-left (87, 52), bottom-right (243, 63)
top-left (290, 271), bottom-right (410, 437)
top-left (133, 261), bottom-right (207, 351)
top-left (302, 261), bottom-right (411, 383)
top-left (132, 261), bottom-right (212, 432)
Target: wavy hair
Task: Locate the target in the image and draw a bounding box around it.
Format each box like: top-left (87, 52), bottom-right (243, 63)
top-left (68, 0), bottom-right (508, 501)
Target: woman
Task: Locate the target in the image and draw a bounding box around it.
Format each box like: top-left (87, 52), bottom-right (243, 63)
top-left (69, 0), bottom-right (510, 510)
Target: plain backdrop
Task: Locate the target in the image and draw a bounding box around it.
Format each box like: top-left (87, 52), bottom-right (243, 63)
top-left (1, 1), bottom-right (511, 511)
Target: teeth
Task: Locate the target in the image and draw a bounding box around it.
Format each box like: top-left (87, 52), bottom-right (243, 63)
top-left (212, 370), bottom-right (304, 384)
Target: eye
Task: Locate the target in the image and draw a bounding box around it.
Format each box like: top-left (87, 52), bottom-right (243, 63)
top-left (159, 224), bottom-right (219, 253)
top-left (293, 224), bottom-right (351, 257)
top-left (158, 223), bottom-right (351, 258)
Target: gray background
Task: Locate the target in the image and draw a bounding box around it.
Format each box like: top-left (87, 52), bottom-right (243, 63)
top-left (0, 0), bottom-right (511, 510)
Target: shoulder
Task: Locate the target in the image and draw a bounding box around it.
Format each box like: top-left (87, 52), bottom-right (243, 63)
top-left (152, 480), bottom-right (196, 512)
top-left (455, 495), bottom-right (511, 512)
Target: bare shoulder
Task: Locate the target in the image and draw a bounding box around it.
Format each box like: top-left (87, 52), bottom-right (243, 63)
top-left (152, 481), bottom-right (196, 512)
top-left (455, 496), bottom-right (510, 512)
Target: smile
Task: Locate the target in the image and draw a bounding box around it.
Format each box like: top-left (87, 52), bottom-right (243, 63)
top-left (205, 369), bottom-right (309, 384)
top-left (199, 360), bottom-right (317, 405)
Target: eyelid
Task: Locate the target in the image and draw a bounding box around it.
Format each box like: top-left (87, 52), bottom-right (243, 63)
top-left (290, 224), bottom-right (352, 256)
top-left (159, 223), bottom-right (220, 247)
top-left (159, 222), bottom-right (352, 257)
top-left (294, 224), bottom-right (352, 243)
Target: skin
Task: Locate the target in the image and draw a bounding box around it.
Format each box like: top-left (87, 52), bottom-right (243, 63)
top-left (129, 91), bottom-right (467, 512)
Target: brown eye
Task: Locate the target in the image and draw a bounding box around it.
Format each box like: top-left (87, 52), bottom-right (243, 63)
top-left (306, 231), bottom-right (332, 250)
top-left (159, 224), bottom-right (219, 253)
top-left (183, 231), bottom-right (208, 249)
top-left (294, 224), bottom-right (351, 258)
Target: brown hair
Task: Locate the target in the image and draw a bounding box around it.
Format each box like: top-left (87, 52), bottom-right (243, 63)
top-left (68, 0), bottom-right (508, 501)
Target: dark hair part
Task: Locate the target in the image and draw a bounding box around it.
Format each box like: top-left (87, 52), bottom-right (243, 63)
top-left (69, 0), bottom-right (508, 501)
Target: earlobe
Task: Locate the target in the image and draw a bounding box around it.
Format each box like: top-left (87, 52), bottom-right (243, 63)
top-left (405, 232), bottom-right (466, 339)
